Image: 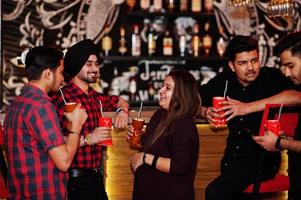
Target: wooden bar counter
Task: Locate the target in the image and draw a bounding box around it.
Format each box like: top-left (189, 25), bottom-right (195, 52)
top-left (103, 110), bottom-right (288, 200)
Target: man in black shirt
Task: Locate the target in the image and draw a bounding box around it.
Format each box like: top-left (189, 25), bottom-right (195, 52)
top-left (253, 31), bottom-right (301, 200)
top-left (201, 35), bottom-right (298, 200)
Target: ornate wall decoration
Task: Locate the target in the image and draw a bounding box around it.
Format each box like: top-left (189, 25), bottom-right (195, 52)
top-left (1, 0), bottom-right (301, 110)
top-left (2, 0), bottom-right (122, 110)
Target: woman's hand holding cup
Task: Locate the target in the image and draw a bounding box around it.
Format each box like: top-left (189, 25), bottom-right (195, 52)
top-left (127, 125), bottom-right (134, 141)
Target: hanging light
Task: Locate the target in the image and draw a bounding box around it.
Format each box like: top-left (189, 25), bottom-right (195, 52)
top-left (228, 0), bottom-right (255, 7)
top-left (267, 0), bottom-right (293, 17)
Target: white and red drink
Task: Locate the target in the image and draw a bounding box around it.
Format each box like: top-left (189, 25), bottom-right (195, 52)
top-left (212, 97), bottom-right (227, 126)
top-left (265, 120), bottom-right (281, 136)
top-left (98, 117), bottom-right (113, 146)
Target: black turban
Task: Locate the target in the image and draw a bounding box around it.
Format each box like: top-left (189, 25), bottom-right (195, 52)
top-left (64, 39), bottom-right (100, 78)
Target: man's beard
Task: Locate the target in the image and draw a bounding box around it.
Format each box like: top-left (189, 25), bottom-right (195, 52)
top-left (82, 72), bottom-right (98, 83)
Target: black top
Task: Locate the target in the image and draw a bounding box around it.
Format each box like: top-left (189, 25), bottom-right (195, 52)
top-left (200, 67), bottom-right (294, 170)
top-left (295, 85), bottom-right (301, 140)
top-left (132, 109), bottom-right (199, 200)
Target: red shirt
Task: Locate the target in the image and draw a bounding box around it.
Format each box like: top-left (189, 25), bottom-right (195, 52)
top-left (51, 81), bottom-right (119, 169)
top-left (4, 84), bottom-right (67, 199)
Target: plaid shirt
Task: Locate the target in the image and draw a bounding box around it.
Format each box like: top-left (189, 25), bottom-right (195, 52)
top-left (4, 84), bottom-right (67, 200)
top-left (51, 81), bottom-right (119, 169)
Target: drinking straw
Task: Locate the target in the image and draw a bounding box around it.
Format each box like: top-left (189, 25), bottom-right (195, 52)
top-left (99, 100), bottom-right (104, 117)
top-left (223, 80), bottom-right (228, 98)
top-left (59, 88), bottom-right (67, 104)
top-left (137, 101), bottom-right (143, 119)
top-left (277, 104), bottom-right (283, 121)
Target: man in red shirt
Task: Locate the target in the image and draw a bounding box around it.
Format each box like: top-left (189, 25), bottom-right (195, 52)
top-left (51, 39), bottom-right (129, 200)
top-left (4, 46), bottom-right (87, 199)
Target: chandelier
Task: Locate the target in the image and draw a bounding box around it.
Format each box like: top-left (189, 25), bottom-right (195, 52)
top-left (267, 0), bottom-right (293, 17)
top-left (228, 0), bottom-right (255, 7)
top-left (228, 0), bottom-right (293, 17)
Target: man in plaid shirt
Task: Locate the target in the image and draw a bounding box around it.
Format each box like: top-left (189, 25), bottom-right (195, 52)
top-left (51, 39), bottom-right (129, 200)
top-left (4, 46), bottom-right (87, 199)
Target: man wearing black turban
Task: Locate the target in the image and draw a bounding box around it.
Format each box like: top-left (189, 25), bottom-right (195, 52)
top-left (51, 39), bottom-right (129, 200)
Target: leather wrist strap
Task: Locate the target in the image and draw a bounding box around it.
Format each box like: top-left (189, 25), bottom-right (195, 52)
top-left (275, 136), bottom-right (283, 151)
top-left (152, 155), bottom-right (159, 168)
top-left (143, 153), bottom-right (146, 164)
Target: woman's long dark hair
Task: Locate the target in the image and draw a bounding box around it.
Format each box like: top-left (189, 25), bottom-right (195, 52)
top-left (146, 70), bottom-right (202, 148)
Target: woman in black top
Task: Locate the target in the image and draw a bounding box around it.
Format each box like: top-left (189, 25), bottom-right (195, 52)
top-left (130, 70), bottom-right (201, 200)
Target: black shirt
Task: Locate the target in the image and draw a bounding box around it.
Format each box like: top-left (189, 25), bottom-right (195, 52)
top-left (201, 66), bottom-right (294, 161)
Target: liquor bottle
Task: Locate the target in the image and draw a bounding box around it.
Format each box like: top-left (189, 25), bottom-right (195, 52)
top-left (132, 25), bottom-right (141, 56)
top-left (148, 26), bottom-right (156, 56)
top-left (140, 0), bottom-right (150, 11)
top-left (203, 22), bottom-right (212, 56)
top-left (148, 82), bottom-right (156, 101)
top-left (179, 34), bottom-right (186, 57)
top-left (153, 0), bottom-right (163, 12)
top-left (191, 0), bottom-right (201, 12)
top-left (204, 0), bottom-right (213, 12)
top-left (126, 0), bottom-right (136, 10)
top-left (118, 27), bottom-right (127, 55)
top-left (180, 0), bottom-right (188, 11)
top-left (163, 30), bottom-right (173, 56)
top-left (101, 26), bottom-right (112, 56)
top-left (216, 27), bottom-right (226, 57)
top-left (167, 0), bottom-right (175, 12)
top-left (191, 24), bottom-right (200, 57)
top-left (129, 76), bottom-right (137, 101)
top-left (141, 19), bottom-right (151, 56)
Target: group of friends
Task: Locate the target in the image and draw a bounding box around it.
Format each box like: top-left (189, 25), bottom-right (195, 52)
top-left (2, 31), bottom-right (301, 200)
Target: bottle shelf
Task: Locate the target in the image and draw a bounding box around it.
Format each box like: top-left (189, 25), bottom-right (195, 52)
top-left (126, 10), bottom-right (215, 19)
top-left (102, 55), bottom-right (226, 65)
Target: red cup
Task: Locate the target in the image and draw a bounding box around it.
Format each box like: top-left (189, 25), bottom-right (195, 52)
top-left (63, 102), bottom-right (77, 130)
top-left (212, 97), bottom-right (227, 126)
top-left (265, 120), bottom-right (281, 136)
top-left (130, 118), bottom-right (145, 149)
top-left (64, 102), bottom-right (77, 112)
top-left (98, 117), bottom-right (113, 146)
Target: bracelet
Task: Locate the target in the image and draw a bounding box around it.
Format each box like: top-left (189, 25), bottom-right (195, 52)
top-left (116, 107), bottom-right (129, 115)
top-left (143, 153), bottom-right (147, 164)
top-left (152, 155), bottom-right (159, 168)
top-left (275, 136), bottom-right (283, 151)
top-left (69, 132), bottom-right (80, 137)
top-left (84, 134), bottom-right (92, 146)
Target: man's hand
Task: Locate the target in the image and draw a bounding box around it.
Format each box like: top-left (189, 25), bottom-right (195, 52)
top-left (90, 127), bottom-right (112, 144)
top-left (64, 103), bottom-right (87, 133)
top-left (115, 112), bottom-right (128, 128)
top-left (221, 97), bottom-right (251, 121)
top-left (205, 106), bottom-right (224, 127)
top-left (252, 131), bottom-right (278, 151)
